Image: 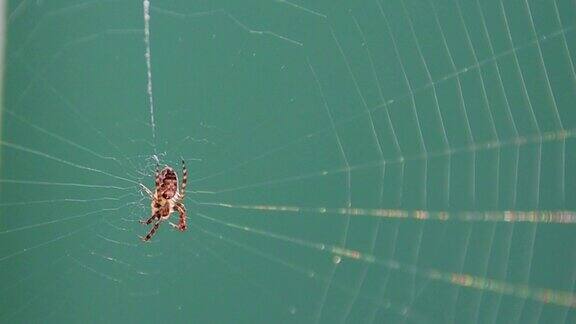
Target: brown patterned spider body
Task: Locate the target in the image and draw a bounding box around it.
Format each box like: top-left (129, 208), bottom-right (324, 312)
top-left (140, 160), bottom-right (188, 241)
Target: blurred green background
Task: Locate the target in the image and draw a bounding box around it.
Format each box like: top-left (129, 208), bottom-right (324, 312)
top-left (1, 0), bottom-right (576, 323)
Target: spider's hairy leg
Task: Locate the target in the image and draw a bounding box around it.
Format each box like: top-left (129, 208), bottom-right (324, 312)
top-left (140, 210), bottom-right (159, 225)
top-left (179, 158), bottom-right (187, 199)
top-left (139, 183), bottom-right (153, 198)
top-left (154, 164), bottom-right (160, 193)
top-left (169, 202), bottom-right (187, 231)
top-left (142, 220), bottom-right (162, 242)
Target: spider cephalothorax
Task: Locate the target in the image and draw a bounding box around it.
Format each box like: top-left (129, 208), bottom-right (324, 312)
top-left (139, 160), bottom-right (188, 241)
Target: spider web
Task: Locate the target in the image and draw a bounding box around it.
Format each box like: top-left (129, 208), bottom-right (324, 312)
top-left (1, 0), bottom-right (576, 322)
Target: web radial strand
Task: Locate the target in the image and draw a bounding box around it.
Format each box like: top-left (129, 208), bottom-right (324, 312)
top-left (143, 0), bottom-right (157, 153)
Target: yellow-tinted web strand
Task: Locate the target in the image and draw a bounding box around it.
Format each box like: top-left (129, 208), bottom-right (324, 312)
top-left (206, 203), bottom-right (576, 224)
top-left (190, 222), bottom-right (426, 322)
top-left (195, 212), bottom-right (576, 309)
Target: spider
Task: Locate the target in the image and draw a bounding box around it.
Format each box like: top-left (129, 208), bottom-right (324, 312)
top-left (139, 159), bottom-right (188, 241)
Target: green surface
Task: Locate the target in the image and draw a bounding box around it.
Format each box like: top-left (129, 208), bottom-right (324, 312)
top-left (2, 0), bottom-right (576, 323)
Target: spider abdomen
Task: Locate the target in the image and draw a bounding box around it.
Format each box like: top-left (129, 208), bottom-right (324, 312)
top-left (158, 167), bottom-right (178, 199)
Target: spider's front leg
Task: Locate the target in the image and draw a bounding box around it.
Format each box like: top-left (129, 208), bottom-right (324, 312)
top-left (139, 183), bottom-right (154, 199)
top-left (140, 210), bottom-right (159, 225)
top-left (169, 203), bottom-right (187, 232)
top-left (142, 220), bottom-right (162, 242)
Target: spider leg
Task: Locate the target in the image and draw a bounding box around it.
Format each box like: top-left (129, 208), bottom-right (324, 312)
top-left (142, 220), bottom-right (162, 242)
top-left (140, 210), bottom-right (160, 225)
top-left (169, 202), bottom-right (187, 232)
top-left (139, 183), bottom-right (154, 199)
top-left (179, 158), bottom-right (188, 200)
top-left (154, 165), bottom-right (160, 193)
